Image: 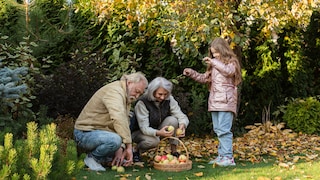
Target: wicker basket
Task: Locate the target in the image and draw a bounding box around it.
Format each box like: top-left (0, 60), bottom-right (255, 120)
top-left (153, 137), bottom-right (192, 172)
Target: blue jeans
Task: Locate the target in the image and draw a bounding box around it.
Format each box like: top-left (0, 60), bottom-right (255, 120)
top-left (74, 129), bottom-right (122, 161)
top-left (211, 111), bottom-right (234, 158)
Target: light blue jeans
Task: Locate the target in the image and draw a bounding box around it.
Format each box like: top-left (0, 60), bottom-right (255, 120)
top-left (74, 129), bottom-right (122, 161)
top-left (211, 111), bottom-right (234, 158)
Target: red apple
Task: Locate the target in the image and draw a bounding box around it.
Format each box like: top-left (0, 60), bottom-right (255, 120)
top-left (178, 154), bottom-right (187, 162)
top-left (160, 155), bottom-right (168, 162)
top-left (154, 155), bottom-right (162, 162)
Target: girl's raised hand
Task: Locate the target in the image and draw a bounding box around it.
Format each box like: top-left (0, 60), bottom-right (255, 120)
top-left (202, 57), bottom-right (212, 65)
top-left (183, 68), bottom-right (192, 76)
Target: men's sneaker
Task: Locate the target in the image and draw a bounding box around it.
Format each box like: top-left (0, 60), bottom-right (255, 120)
top-left (208, 155), bottom-right (222, 165)
top-left (84, 154), bottom-right (106, 171)
top-left (215, 156), bottom-right (236, 167)
top-left (133, 152), bottom-right (141, 162)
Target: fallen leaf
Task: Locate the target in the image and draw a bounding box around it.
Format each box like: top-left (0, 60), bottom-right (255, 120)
top-left (279, 162), bottom-right (289, 169)
top-left (145, 173), bottom-right (152, 180)
top-left (197, 165), bottom-right (206, 168)
top-left (194, 172), bottom-right (203, 177)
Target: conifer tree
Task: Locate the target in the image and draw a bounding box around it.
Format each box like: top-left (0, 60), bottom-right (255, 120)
top-left (0, 61), bottom-right (28, 106)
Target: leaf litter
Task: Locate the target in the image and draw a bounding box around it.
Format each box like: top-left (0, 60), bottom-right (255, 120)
top-left (169, 121), bottom-right (320, 166)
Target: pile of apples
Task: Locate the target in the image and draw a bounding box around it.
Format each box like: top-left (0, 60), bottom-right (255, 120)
top-left (154, 154), bottom-right (188, 165)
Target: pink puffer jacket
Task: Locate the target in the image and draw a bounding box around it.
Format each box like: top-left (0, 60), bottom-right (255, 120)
top-left (185, 58), bottom-right (238, 115)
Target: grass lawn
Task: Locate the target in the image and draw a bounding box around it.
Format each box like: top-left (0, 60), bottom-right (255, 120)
top-left (75, 123), bottom-right (320, 180)
top-left (75, 158), bottom-right (320, 180)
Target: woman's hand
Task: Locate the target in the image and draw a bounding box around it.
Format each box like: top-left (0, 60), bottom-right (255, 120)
top-left (157, 126), bottom-right (174, 137)
top-left (176, 124), bottom-right (186, 138)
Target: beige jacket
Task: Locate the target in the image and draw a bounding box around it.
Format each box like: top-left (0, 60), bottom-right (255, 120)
top-left (74, 80), bottom-right (132, 144)
top-left (187, 58), bottom-right (238, 115)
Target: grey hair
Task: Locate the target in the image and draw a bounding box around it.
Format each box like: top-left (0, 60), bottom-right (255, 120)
top-left (146, 77), bottom-right (173, 101)
top-left (121, 71), bottom-right (148, 86)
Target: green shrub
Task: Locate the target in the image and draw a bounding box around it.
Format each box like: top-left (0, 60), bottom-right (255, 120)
top-left (0, 121), bottom-right (84, 179)
top-left (282, 97), bottom-right (320, 134)
top-left (34, 50), bottom-right (109, 118)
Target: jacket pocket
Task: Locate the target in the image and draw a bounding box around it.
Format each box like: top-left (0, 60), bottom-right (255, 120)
top-left (226, 87), bottom-right (237, 104)
top-left (214, 92), bottom-right (227, 103)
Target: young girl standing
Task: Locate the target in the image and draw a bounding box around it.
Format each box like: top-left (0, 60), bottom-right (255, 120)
top-left (183, 37), bottom-right (242, 166)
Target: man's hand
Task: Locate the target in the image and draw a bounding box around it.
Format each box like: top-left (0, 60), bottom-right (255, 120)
top-left (111, 145), bottom-right (133, 167)
top-left (111, 147), bottom-right (124, 167)
top-left (122, 145), bottom-right (133, 167)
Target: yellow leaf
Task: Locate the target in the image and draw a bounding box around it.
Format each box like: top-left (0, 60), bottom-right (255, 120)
top-left (194, 172), bottom-right (203, 177)
top-left (278, 162), bottom-right (289, 169)
top-left (145, 173), bottom-right (151, 180)
top-left (257, 177), bottom-right (271, 180)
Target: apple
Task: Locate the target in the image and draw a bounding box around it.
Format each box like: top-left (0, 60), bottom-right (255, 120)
top-left (111, 165), bottom-right (117, 171)
top-left (166, 154), bottom-right (174, 161)
top-left (162, 159), bottom-right (169, 164)
top-left (169, 159), bottom-right (179, 164)
top-left (154, 155), bottom-right (162, 162)
top-left (178, 154), bottom-right (187, 162)
top-left (117, 166), bottom-right (125, 173)
top-left (176, 128), bottom-right (183, 136)
top-left (160, 155), bottom-right (168, 162)
top-left (166, 125), bottom-right (174, 132)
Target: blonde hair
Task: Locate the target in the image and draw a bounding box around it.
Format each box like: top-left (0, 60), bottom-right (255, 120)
top-left (208, 37), bottom-right (242, 86)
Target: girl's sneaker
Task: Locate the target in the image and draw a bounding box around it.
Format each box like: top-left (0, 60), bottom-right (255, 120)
top-left (208, 155), bottom-right (222, 164)
top-left (215, 156), bottom-right (236, 167)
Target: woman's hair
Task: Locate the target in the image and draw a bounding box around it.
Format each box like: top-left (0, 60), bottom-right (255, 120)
top-left (208, 37), bottom-right (242, 86)
top-left (146, 77), bottom-right (173, 101)
top-left (121, 71), bottom-right (148, 86)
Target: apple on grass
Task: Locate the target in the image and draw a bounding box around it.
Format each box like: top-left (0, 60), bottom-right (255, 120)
top-left (116, 166), bottom-right (125, 173)
top-left (111, 165), bottom-right (117, 171)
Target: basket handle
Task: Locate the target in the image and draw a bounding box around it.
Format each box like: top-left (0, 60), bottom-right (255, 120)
top-left (156, 136), bottom-right (190, 160)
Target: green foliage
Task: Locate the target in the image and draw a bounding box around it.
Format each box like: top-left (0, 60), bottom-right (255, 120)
top-left (282, 97), bottom-right (320, 134)
top-left (33, 49), bottom-right (109, 117)
top-left (2, 0), bottom-right (320, 134)
top-left (0, 122), bottom-right (84, 179)
top-left (0, 35), bottom-right (39, 141)
top-left (185, 89), bottom-right (212, 135)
